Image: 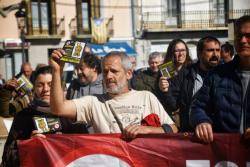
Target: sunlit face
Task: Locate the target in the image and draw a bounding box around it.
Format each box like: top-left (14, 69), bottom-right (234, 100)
top-left (173, 42), bottom-right (187, 65)
top-left (102, 56), bottom-right (132, 96)
top-left (34, 73), bottom-right (52, 104)
top-left (200, 41), bottom-right (221, 70)
top-left (77, 62), bottom-right (96, 84)
top-left (148, 56), bottom-right (163, 72)
top-left (235, 22), bottom-right (250, 58)
top-left (22, 65), bottom-right (33, 79)
top-left (129, 56), bottom-right (137, 71)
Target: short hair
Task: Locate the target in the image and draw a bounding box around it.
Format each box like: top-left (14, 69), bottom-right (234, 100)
top-left (221, 42), bottom-right (235, 57)
top-left (103, 51), bottom-right (132, 71)
top-left (148, 52), bottom-right (162, 61)
top-left (197, 36), bottom-right (221, 58)
top-left (33, 66), bottom-right (52, 83)
top-left (235, 15), bottom-right (250, 34)
top-left (21, 62), bottom-right (32, 73)
top-left (164, 39), bottom-right (192, 65)
top-left (79, 53), bottom-right (102, 74)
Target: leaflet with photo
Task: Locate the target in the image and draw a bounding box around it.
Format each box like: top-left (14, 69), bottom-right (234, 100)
top-left (61, 40), bottom-right (86, 64)
top-left (33, 116), bottom-right (62, 134)
top-left (158, 61), bottom-right (176, 79)
top-left (15, 74), bottom-right (33, 96)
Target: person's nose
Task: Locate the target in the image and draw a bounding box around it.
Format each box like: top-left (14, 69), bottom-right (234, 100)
top-left (212, 50), bottom-right (217, 56)
top-left (240, 35), bottom-right (248, 44)
top-left (43, 84), bottom-right (50, 92)
top-left (153, 63), bottom-right (158, 68)
top-left (106, 71), bottom-right (113, 79)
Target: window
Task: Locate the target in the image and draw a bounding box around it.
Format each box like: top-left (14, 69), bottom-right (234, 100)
top-left (210, 0), bottom-right (225, 26)
top-left (31, 0), bottom-right (49, 35)
top-left (82, 1), bottom-right (91, 32)
top-left (162, 0), bottom-right (177, 27)
top-left (141, 0), bottom-right (179, 28)
top-left (0, 50), bottom-right (28, 79)
top-left (76, 0), bottom-right (100, 35)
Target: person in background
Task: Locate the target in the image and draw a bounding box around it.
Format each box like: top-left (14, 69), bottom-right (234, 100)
top-left (129, 56), bottom-right (137, 72)
top-left (220, 42), bottom-right (235, 63)
top-left (66, 53), bottom-right (104, 100)
top-left (50, 50), bottom-right (177, 138)
top-left (0, 63), bottom-right (47, 117)
top-left (19, 62), bottom-right (34, 81)
top-left (0, 78), bottom-right (16, 117)
top-left (128, 56), bottom-right (137, 89)
top-left (159, 36), bottom-right (221, 132)
top-left (164, 39), bottom-right (192, 72)
top-left (190, 15), bottom-right (250, 143)
top-left (0, 62), bottom-right (35, 117)
top-left (1, 66), bottom-right (88, 167)
top-left (131, 52), bottom-right (163, 97)
top-left (0, 74), bottom-right (5, 86)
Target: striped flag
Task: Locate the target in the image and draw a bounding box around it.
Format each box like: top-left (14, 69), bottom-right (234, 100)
top-left (91, 17), bottom-right (113, 44)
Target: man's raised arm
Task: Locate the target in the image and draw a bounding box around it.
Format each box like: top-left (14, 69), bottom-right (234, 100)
top-left (50, 49), bottom-right (77, 119)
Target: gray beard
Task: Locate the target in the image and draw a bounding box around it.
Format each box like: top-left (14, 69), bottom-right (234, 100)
top-left (105, 81), bottom-right (127, 95)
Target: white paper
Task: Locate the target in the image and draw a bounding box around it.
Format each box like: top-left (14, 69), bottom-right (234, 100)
top-left (3, 118), bottom-right (13, 133)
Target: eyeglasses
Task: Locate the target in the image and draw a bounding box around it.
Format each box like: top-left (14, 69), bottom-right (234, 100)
top-left (174, 49), bottom-right (186, 53)
top-left (236, 33), bottom-right (250, 42)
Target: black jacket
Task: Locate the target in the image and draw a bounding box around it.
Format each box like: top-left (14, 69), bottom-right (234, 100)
top-left (66, 74), bottom-right (104, 100)
top-left (132, 68), bottom-right (162, 99)
top-left (162, 63), bottom-right (201, 132)
top-left (1, 106), bottom-right (88, 167)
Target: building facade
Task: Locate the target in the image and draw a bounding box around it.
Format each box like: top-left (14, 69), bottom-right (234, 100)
top-left (0, 0), bottom-right (250, 79)
top-left (132, 0), bottom-right (250, 67)
top-left (0, 0), bottom-right (133, 79)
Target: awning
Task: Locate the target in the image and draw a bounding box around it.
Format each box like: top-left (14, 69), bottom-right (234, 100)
top-left (4, 38), bottom-right (29, 50)
top-left (88, 42), bottom-right (137, 56)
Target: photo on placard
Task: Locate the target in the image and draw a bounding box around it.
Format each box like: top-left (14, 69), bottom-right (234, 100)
top-left (15, 75), bottom-right (33, 96)
top-left (61, 40), bottom-right (86, 64)
top-left (159, 61), bottom-right (176, 79)
top-left (72, 42), bottom-right (84, 58)
top-left (33, 117), bottom-right (50, 133)
top-left (16, 77), bottom-right (26, 90)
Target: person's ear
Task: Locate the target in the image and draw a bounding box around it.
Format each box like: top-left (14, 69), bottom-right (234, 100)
top-left (93, 67), bottom-right (97, 72)
top-left (126, 69), bottom-right (133, 80)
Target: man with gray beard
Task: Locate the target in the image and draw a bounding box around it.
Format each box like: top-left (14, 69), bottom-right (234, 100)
top-left (50, 50), bottom-right (177, 138)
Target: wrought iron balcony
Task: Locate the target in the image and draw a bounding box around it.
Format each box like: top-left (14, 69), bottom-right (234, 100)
top-left (140, 9), bottom-right (250, 32)
top-left (25, 17), bottom-right (65, 39)
top-left (228, 9), bottom-right (250, 20)
top-left (57, 17), bottom-right (65, 36)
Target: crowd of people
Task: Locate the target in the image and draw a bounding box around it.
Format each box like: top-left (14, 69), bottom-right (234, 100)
top-left (0, 15), bottom-right (249, 166)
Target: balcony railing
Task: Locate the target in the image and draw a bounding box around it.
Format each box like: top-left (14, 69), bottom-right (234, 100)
top-left (141, 9), bottom-right (250, 31)
top-left (228, 9), bottom-right (250, 20)
top-left (57, 17), bottom-right (65, 36)
top-left (68, 17), bottom-right (92, 38)
top-left (69, 17), bottom-right (77, 37)
top-left (26, 17), bottom-right (65, 38)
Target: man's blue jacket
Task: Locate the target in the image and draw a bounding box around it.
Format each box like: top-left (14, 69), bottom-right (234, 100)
top-left (190, 55), bottom-right (250, 133)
